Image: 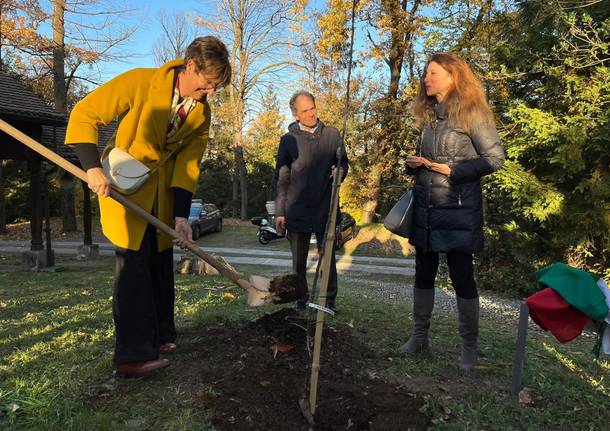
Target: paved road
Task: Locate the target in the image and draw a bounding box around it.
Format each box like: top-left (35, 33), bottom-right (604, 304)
top-left (0, 240), bottom-right (416, 276)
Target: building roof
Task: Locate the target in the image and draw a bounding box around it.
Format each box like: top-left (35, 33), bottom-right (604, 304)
top-left (42, 123), bottom-right (116, 164)
top-left (0, 73), bottom-right (66, 125)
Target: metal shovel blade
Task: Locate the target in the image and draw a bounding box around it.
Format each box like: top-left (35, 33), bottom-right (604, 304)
top-left (247, 275), bottom-right (273, 306)
top-left (247, 274), bottom-right (299, 306)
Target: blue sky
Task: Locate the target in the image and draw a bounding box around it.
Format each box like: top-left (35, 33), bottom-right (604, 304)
top-left (98, 0), bottom-right (326, 80)
top-left (88, 0), bottom-right (328, 121)
top-left (99, 0), bottom-right (205, 80)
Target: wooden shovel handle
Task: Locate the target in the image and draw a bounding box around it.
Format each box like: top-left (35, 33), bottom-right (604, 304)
top-left (0, 118), bottom-right (246, 287)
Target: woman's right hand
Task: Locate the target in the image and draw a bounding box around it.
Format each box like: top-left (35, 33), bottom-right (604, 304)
top-left (86, 167), bottom-right (112, 197)
top-left (406, 155), bottom-right (432, 169)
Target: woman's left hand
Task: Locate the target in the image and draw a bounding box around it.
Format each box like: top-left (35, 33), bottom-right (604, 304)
top-left (429, 162), bottom-right (451, 176)
top-left (174, 217), bottom-right (193, 249)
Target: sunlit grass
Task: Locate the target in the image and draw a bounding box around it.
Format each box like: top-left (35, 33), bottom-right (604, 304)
top-left (1, 259), bottom-right (609, 430)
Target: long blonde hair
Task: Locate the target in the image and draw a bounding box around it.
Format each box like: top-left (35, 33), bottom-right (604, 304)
top-left (413, 53), bottom-right (493, 132)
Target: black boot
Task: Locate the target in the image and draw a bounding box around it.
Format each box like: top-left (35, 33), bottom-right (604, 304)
top-left (399, 288), bottom-right (435, 353)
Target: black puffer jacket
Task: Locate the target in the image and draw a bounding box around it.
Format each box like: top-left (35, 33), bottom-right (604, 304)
top-left (409, 103), bottom-right (505, 253)
top-left (274, 121), bottom-right (349, 233)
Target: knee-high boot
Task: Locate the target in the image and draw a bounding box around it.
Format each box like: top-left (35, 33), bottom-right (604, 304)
top-left (457, 296), bottom-right (479, 370)
top-left (399, 288), bottom-right (435, 353)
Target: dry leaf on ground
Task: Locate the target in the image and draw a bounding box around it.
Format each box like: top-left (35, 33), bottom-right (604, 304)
top-left (271, 340), bottom-right (295, 358)
top-left (518, 388), bottom-right (534, 405)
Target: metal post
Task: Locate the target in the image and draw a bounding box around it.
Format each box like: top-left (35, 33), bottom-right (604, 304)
top-left (511, 301), bottom-right (529, 396)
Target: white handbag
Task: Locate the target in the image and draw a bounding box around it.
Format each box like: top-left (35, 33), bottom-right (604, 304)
top-left (101, 147), bottom-right (152, 195)
top-left (101, 142), bottom-right (185, 195)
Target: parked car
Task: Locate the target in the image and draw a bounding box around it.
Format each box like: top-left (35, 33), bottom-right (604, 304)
top-left (188, 200), bottom-right (223, 240)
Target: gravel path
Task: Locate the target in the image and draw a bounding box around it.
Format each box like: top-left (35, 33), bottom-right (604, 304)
top-left (340, 272), bottom-right (527, 324)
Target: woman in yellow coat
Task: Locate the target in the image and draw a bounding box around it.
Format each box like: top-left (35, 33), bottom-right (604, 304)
top-left (65, 36), bottom-right (231, 377)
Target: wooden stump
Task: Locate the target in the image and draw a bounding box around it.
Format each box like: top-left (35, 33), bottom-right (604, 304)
top-left (176, 256), bottom-right (235, 276)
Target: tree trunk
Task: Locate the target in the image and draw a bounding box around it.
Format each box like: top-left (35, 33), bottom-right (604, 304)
top-left (360, 162), bottom-right (382, 224)
top-left (52, 0), bottom-right (67, 113)
top-left (0, 161), bottom-right (6, 233)
top-left (53, 1), bottom-right (78, 232)
top-left (235, 145), bottom-right (248, 220)
top-left (363, 0), bottom-right (421, 220)
top-left (232, 172), bottom-right (239, 218)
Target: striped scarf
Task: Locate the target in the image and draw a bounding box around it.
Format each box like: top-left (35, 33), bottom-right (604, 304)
top-left (167, 74), bottom-right (197, 140)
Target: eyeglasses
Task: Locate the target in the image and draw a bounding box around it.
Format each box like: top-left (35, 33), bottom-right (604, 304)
top-left (199, 73), bottom-right (223, 92)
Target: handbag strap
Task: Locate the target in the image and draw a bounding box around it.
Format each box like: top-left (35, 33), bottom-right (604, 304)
top-left (102, 112), bottom-right (188, 178)
top-left (147, 140), bottom-right (187, 177)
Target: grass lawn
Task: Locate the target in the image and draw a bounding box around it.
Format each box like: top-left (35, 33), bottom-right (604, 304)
top-left (1, 256), bottom-right (609, 430)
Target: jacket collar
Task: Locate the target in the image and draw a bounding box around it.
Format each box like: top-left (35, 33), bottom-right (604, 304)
top-left (148, 58), bottom-right (206, 148)
top-left (288, 119), bottom-right (325, 137)
top-left (151, 58), bottom-right (185, 89)
top-left (434, 102), bottom-right (448, 120)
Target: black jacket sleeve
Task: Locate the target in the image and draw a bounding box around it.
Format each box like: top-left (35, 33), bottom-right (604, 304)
top-left (70, 143), bottom-right (102, 170)
top-left (274, 135), bottom-right (292, 217)
top-left (450, 121), bottom-right (505, 184)
top-left (172, 187), bottom-right (193, 218)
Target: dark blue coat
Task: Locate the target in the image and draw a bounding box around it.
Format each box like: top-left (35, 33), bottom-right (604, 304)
top-left (274, 121), bottom-right (349, 233)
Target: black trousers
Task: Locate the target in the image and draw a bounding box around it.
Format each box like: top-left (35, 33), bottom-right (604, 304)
top-left (288, 231), bottom-right (338, 306)
top-left (113, 224), bottom-right (176, 364)
top-left (414, 248), bottom-right (478, 299)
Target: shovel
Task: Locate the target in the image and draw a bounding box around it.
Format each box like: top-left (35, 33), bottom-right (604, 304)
top-left (0, 118), bottom-right (298, 306)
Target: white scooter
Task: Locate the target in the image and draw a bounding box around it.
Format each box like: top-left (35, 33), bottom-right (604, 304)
top-left (250, 201), bottom-right (285, 244)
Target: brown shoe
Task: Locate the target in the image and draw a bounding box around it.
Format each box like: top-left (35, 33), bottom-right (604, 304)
top-left (159, 343), bottom-right (177, 354)
top-left (116, 358), bottom-right (170, 377)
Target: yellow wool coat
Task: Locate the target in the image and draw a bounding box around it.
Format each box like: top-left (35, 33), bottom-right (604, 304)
top-left (65, 59), bottom-right (211, 251)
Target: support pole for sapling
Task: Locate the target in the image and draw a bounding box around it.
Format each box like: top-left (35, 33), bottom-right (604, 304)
top-left (304, 0), bottom-right (358, 421)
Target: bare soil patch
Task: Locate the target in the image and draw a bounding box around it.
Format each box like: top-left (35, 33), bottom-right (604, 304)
top-left (108, 309), bottom-right (431, 430)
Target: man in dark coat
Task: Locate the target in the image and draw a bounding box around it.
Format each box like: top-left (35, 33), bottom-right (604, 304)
top-left (274, 90), bottom-right (349, 312)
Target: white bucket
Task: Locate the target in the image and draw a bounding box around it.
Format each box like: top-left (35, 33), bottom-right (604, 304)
top-left (265, 201), bottom-right (275, 215)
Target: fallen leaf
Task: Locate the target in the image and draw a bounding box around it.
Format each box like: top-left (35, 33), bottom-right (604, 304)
top-left (347, 319), bottom-right (354, 328)
top-left (224, 292), bottom-right (237, 301)
top-left (518, 388), bottom-right (534, 405)
top-left (271, 341), bottom-right (294, 358)
top-left (259, 380), bottom-right (271, 387)
top-left (9, 403), bottom-right (20, 413)
top-left (0, 302), bottom-right (7, 309)
top-left (80, 290), bottom-right (91, 296)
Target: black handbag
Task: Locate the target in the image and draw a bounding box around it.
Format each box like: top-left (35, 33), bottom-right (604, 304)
top-left (383, 189), bottom-right (414, 238)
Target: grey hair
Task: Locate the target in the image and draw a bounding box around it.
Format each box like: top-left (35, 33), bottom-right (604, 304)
top-left (289, 90), bottom-right (316, 115)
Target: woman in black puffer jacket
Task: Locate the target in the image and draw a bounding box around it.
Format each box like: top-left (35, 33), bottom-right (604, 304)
top-left (399, 53), bottom-right (505, 371)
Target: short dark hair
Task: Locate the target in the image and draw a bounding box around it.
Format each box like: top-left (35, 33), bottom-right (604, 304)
top-left (185, 36), bottom-right (232, 88)
top-left (289, 90), bottom-right (315, 115)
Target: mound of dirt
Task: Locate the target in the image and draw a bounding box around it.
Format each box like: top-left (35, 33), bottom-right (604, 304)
top-left (181, 309), bottom-right (430, 430)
